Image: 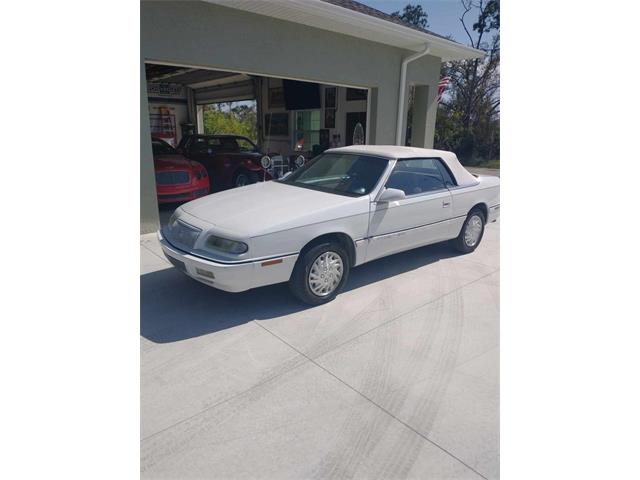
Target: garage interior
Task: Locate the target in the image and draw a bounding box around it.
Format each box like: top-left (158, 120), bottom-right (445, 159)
top-left (145, 63), bottom-right (369, 150)
top-left (145, 62), bottom-right (370, 224)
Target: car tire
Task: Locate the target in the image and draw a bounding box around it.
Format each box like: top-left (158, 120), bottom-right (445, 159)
top-left (234, 170), bottom-right (260, 188)
top-left (289, 242), bottom-right (350, 305)
top-left (453, 208), bottom-right (486, 253)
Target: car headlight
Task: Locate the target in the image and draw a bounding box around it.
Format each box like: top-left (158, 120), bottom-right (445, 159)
top-left (206, 235), bottom-right (248, 254)
top-left (167, 212), bottom-right (201, 249)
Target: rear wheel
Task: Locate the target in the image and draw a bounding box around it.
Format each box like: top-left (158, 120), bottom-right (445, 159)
top-left (234, 170), bottom-right (260, 187)
top-left (289, 242), bottom-right (350, 305)
top-left (453, 208), bottom-right (486, 253)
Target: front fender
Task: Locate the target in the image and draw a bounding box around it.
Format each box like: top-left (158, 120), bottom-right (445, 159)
top-left (248, 212), bottom-right (370, 263)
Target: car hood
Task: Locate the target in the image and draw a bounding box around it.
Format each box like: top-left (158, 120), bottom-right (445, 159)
top-left (179, 181), bottom-right (367, 237)
top-left (154, 154), bottom-right (200, 171)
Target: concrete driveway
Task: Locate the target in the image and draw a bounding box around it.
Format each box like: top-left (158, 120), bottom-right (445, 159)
top-left (140, 220), bottom-right (499, 479)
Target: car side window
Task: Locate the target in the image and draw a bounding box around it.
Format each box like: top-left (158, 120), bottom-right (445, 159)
top-left (218, 137), bottom-right (239, 152)
top-left (236, 138), bottom-right (257, 152)
top-left (435, 159), bottom-right (456, 187)
top-left (385, 158), bottom-right (448, 196)
top-left (186, 137), bottom-right (205, 154)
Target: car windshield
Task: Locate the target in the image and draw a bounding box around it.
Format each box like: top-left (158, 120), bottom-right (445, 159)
top-left (152, 139), bottom-right (177, 155)
top-left (279, 153), bottom-right (389, 196)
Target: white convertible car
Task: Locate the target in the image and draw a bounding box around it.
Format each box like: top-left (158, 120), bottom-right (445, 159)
top-left (159, 145), bottom-right (499, 305)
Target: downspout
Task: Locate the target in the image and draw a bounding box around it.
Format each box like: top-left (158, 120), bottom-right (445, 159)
top-left (395, 44), bottom-right (431, 145)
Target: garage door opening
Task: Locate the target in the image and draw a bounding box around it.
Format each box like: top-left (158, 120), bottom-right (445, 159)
top-left (144, 63), bottom-right (369, 225)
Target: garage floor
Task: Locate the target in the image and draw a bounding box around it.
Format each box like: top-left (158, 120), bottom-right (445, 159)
top-left (140, 220), bottom-right (499, 479)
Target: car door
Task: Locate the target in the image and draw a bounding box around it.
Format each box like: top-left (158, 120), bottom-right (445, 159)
top-left (185, 136), bottom-right (208, 162)
top-left (185, 137), bottom-right (219, 184)
top-left (366, 158), bottom-right (454, 262)
top-left (213, 137), bottom-right (241, 188)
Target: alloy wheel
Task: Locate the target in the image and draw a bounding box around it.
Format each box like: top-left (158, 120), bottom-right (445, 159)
top-left (464, 214), bottom-right (483, 247)
top-left (308, 251), bottom-right (344, 297)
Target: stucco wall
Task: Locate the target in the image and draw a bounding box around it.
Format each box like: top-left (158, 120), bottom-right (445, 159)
top-left (140, 0), bottom-right (442, 232)
top-left (403, 54), bottom-right (442, 148)
top-left (141, 61), bottom-right (159, 234)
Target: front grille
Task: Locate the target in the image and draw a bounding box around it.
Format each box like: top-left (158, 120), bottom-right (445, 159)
top-left (269, 155), bottom-right (290, 179)
top-left (156, 171), bottom-right (190, 185)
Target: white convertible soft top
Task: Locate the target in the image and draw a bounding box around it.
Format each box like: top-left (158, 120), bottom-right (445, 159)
top-left (327, 145), bottom-right (479, 187)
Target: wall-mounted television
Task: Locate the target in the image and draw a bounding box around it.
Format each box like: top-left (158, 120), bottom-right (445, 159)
top-left (283, 80), bottom-right (321, 110)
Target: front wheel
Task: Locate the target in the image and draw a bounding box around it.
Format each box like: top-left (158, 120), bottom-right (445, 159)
top-left (453, 208), bottom-right (486, 253)
top-left (289, 242), bottom-right (350, 305)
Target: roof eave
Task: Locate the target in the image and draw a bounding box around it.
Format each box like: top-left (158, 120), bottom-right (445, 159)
top-left (312, 0), bottom-right (485, 60)
top-left (207, 0), bottom-right (485, 61)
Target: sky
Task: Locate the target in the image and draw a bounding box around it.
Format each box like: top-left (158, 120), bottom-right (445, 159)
top-left (359, 0), bottom-right (483, 46)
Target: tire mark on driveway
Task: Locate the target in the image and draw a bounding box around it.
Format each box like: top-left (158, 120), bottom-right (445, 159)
top-left (255, 278), bottom-right (489, 479)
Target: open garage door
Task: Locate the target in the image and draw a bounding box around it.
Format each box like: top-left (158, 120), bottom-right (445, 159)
top-left (143, 62), bottom-right (369, 227)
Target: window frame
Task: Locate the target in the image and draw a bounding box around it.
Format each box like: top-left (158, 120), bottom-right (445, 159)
top-left (383, 157), bottom-right (457, 199)
top-left (292, 109), bottom-right (321, 150)
top-left (434, 158), bottom-right (457, 188)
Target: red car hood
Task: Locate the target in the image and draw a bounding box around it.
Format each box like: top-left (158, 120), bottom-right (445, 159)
top-left (154, 154), bottom-right (200, 172)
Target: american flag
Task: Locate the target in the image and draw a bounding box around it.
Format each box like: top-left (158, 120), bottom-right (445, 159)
top-left (437, 76), bottom-right (451, 102)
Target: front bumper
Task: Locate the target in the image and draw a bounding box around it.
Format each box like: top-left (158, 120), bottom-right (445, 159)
top-left (158, 231), bottom-right (298, 292)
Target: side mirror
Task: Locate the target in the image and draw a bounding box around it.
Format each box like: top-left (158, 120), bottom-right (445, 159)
top-left (377, 188), bottom-right (406, 203)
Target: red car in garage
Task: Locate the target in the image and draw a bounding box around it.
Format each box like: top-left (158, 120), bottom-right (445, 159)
top-left (152, 138), bottom-right (210, 204)
top-left (177, 134), bottom-right (272, 190)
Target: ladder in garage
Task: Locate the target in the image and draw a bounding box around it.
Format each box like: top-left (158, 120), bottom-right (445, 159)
top-left (149, 107), bottom-right (176, 144)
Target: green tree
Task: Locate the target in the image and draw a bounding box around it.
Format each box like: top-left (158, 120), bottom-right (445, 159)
top-left (435, 0), bottom-right (500, 165)
top-left (202, 102), bottom-right (257, 141)
top-left (391, 3), bottom-right (429, 28)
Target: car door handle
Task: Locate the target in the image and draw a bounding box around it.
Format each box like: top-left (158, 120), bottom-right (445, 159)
top-left (442, 201), bottom-right (451, 207)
